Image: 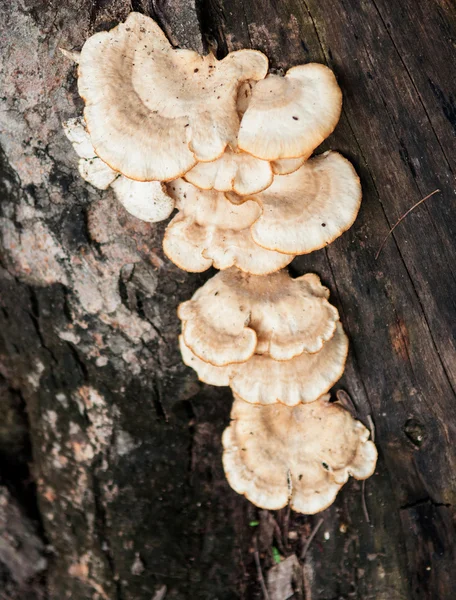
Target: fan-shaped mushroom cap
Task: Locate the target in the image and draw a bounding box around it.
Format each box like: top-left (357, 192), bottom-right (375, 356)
top-left (246, 151), bottom-right (362, 255)
top-left (111, 178), bottom-right (174, 223)
top-left (77, 157), bottom-right (118, 190)
top-left (238, 63), bottom-right (342, 161)
top-left (166, 179), bottom-right (260, 230)
top-left (63, 118), bottom-right (175, 222)
top-left (164, 217), bottom-right (293, 275)
top-left (222, 394), bottom-right (377, 513)
top-left (163, 180), bottom-right (292, 274)
top-left (179, 322), bottom-right (348, 405)
top-left (271, 157), bottom-right (306, 176)
top-left (78, 12), bottom-right (269, 182)
top-left (178, 269), bottom-right (339, 366)
top-left (63, 118), bottom-right (117, 189)
top-left (184, 148), bottom-right (273, 196)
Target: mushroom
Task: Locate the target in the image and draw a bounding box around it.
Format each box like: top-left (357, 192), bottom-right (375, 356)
top-left (222, 394), bottom-right (377, 513)
top-left (166, 179), bottom-right (261, 230)
top-left (164, 218), bottom-right (293, 275)
top-left (110, 178), bottom-right (175, 224)
top-left (163, 179), bottom-right (293, 274)
top-left (63, 118), bottom-right (175, 223)
top-left (238, 63), bottom-right (342, 161)
top-left (78, 12), bottom-right (269, 182)
top-left (271, 157), bottom-right (306, 176)
top-left (178, 269), bottom-right (339, 366)
top-left (236, 81), bottom-right (306, 177)
top-left (243, 151), bottom-right (362, 255)
top-left (63, 117), bottom-right (117, 190)
top-left (179, 321), bottom-right (348, 405)
top-left (184, 148), bottom-right (274, 196)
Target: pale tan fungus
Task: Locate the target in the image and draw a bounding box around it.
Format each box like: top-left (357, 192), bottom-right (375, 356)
top-left (78, 12), bottom-right (269, 181)
top-left (246, 151), bottom-right (362, 255)
top-left (184, 148), bottom-right (274, 196)
top-left (238, 63), bottom-right (342, 161)
top-left (163, 179), bottom-right (293, 274)
top-left (177, 269), bottom-right (339, 366)
top-left (63, 118), bottom-right (174, 222)
top-left (271, 156), bottom-right (306, 175)
top-left (179, 322), bottom-right (349, 406)
top-left (222, 394), bottom-right (378, 513)
top-left (164, 216), bottom-right (293, 275)
top-left (166, 179), bottom-right (261, 230)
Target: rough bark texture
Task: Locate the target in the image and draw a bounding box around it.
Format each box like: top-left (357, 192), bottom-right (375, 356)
top-left (1, 0), bottom-right (455, 599)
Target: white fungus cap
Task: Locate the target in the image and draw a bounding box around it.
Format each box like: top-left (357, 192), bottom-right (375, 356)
top-left (78, 13), bottom-right (269, 182)
top-left (163, 180), bottom-right (293, 274)
top-left (238, 63), bottom-right (342, 161)
top-left (245, 151), bottom-right (362, 255)
top-left (185, 148), bottom-right (273, 196)
top-left (63, 118), bottom-right (175, 223)
top-left (179, 322), bottom-right (349, 406)
top-left (222, 394), bottom-right (378, 514)
top-left (178, 269), bottom-right (340, 366)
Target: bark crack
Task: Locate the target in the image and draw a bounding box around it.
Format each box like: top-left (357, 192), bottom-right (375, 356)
top-left (303, 0), bottom-right (456, 401)
top-left (400, 496), bottom-right (451, 511)
top-left (370, 0), bottom-right (455, 177)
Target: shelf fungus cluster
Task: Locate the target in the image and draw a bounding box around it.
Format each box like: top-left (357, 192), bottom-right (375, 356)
top-left (63, 12), bottom-right (377, 514)
top-left (179, 269), bottom-right (377, 512)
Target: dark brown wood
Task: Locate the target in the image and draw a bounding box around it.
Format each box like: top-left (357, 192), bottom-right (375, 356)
top-left (0, 0), bottom-right (455, 598)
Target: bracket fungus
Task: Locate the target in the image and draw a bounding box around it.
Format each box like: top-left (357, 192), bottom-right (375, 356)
top-left (65, 13), bottom-right (377, 518)
top-left (163, 179), bottom-right (294, 274)
top-left (179, 322), bottom-right (348, 406)
top-left (63, 118), bottom-right (174, 223)
top-left (78, 12), bottom-right (269, 182)
top-left (238, 63), bottom-right (342, 161)
top-left (184, 148), bottom-right (274, 196)
top-left (178, 269), bottom-right (339, 366)
top-left (244, 151), bottom-right (362, 255)
top-left (222, 395), bottom-right (377, 513)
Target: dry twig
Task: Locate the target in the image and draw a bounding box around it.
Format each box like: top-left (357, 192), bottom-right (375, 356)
top-left (282, 504), bottom-right (291, 549)
top-left (367, 414), bottom-right (376, 442)
top-left (300, 518), bottom-right (324, 560)
top-left (361, 481), bottom-right (370, 524)
top-left (254, 537), bottom-right (271, 600)
top-left (375, 189), bottom-right (440, 260)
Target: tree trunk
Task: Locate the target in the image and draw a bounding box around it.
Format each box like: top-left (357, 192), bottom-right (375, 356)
top-left (1, 1), bottom-right (455, 599)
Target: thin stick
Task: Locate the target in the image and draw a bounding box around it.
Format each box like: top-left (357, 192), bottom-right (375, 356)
top-left (375, 189), bottom-right (440, 260)
top-left (367, 414), bottom-right (376, 443)
top-left (361, 480), bottom-right (370, 524)
top-left (302, 561), bottom-right (313, 600)
top-left (271, 517), bottom-right (286, 555)
top-left (283, 504), bottom-right (291, 549)
top-left (152, 585), bottom-right (167, 600)
top-left (254, 538), bottom-right (270, 600)
top-left (300, 518), bottom-right (324, 560)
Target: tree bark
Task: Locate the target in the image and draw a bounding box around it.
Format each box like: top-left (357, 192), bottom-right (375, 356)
top-left (1, 1), bottom-right (455, 599)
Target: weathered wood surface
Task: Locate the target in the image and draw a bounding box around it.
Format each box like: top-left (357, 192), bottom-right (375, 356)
top-left (0, 0), bottom-right (455, 598)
